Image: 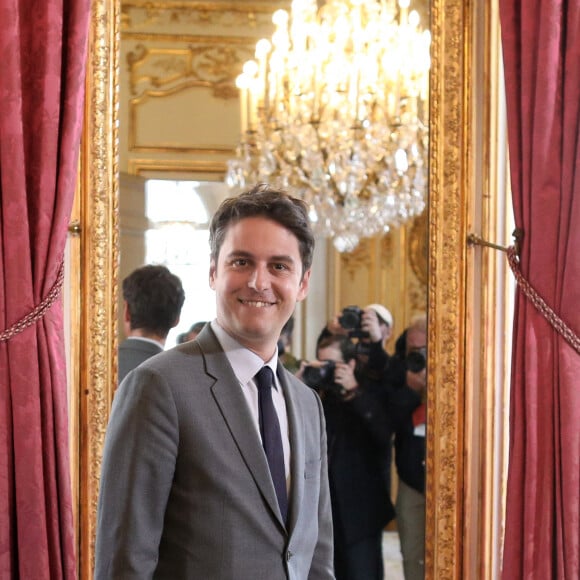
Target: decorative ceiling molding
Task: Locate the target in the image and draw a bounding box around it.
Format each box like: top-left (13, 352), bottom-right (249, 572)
top-left (122, 1), bottom-right (289, 33)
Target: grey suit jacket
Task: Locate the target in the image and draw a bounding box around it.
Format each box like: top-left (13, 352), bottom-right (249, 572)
top-left (118, 338), bottom-right (163, 384)
top-left (95, 325), bottom-right (334, 579)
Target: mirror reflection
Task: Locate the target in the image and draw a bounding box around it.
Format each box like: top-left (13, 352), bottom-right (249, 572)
top-left (118, 1), bottom-right (429, 578)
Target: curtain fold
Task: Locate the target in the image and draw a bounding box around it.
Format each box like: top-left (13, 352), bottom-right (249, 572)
top-left (500, 1), bottom-right (580, 578)
top-left (0, 0), bottom-right (90, 577)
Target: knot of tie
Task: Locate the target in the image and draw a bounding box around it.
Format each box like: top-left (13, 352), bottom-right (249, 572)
top-left (254, 365), bottom-right (288, 522)
top-left (255, 365), bottom-right (274, 392)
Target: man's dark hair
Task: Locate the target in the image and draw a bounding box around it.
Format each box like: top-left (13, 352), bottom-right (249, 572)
top-left (188, 321), bottom-right (207, 335)
top-left (122, 265), bottom-right (185, 337)
top-left (316, 334), bottom-right (356, 363)
top-left (209, 183), bottom-right (315, 276)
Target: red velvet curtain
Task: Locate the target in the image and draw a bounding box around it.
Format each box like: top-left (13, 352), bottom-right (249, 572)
top-left (500, 1), bottom-right (580, 578)
top-left (0, 0), bottom-right (89, 577)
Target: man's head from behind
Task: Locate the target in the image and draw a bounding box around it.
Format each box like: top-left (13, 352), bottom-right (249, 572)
top-left (405, 314), bottom-right (427, 355)
top-left (122, 265), bottom-right (185, 339)
top-left (366, 303), bottom-right (394, 342)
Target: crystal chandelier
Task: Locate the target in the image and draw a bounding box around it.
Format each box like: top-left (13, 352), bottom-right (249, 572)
top-left (225, 0), bottom-right (431, 252)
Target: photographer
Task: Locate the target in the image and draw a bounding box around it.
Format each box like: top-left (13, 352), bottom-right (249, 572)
top-left (298, 334), bottom-right (395, 580)
top-left (385, 315), bottom-right (427, 580)
top-left (319, 304), bottom-right (394, 380)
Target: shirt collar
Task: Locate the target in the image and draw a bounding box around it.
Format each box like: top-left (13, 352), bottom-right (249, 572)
top-left (210, 320), bottom-right (279, 388)
top-left (125, 336), bottom-right (164, 350)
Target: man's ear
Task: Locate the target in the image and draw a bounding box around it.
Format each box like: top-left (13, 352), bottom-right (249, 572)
top-left (347, 358), bottom-right (357, 370)
top-left (123, 300), bottom-right (130, 322)
top-left (296, 268), bottom-right (312, 302)
top-left (209, 260), bottom-right (216, 289)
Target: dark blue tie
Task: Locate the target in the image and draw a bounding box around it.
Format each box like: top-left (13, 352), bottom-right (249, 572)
top-left (255, 366), bottom-right (288, 522)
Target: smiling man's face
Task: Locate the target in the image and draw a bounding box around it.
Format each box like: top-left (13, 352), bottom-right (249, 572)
top-left (209, 216), bottom-right (311, 360)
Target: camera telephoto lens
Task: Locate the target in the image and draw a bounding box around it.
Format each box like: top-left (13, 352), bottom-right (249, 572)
top-left (302, 361), bottom-right (336, 389)
top-left (302, 361), bottom-right (344, 395)
top-left (405, 348), bottom-right (427, 373)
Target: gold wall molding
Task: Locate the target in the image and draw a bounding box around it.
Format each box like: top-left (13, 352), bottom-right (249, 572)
top-left (128, 158), bottom-right (226, 178)
top-left (339, 239), bottom-right (373, 281)
top-left (127, 44), bottom-right (251, 98)
top-left (380, 233), bottom-right (395, 269)
top-left (123, 27), bottom-right (257, 156)
top-left (408, 276), bottom-right (428, 313)
top-left (122, 1), bottom-right (288, 32)
top-left (426, 0), bottom-right (470, 578)
top-left (409, 212), bottom-right (429, 288)
top-left (75, 0), bottom-right (120, 577)
top-left (120, 2), bottom-right (285, 165)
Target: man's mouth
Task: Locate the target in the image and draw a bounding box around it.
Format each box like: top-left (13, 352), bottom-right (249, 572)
top-left (239, 299), bottom-right (275, 308)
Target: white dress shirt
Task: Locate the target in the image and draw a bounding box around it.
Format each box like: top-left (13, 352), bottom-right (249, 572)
top-left (210, 320), bottom-right (291, 487)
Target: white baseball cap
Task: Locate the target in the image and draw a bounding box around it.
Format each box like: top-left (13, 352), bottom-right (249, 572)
top-left (366, 304), bottom-right (394, 328)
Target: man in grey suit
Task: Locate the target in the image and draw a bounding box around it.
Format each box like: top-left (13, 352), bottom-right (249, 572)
top-left (118, 264), bottom-right (185, 383)
top-left (95, 185), bottom-right (335, 579)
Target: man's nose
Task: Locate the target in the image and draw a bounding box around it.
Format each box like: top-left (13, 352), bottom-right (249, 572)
top-left (248, 265), bottom-right (270, 291)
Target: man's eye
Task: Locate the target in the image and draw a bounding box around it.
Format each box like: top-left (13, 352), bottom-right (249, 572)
top-left (232, 259), bottom-right (248, 267)
top-left (273, 263), bottom-right (288, 271)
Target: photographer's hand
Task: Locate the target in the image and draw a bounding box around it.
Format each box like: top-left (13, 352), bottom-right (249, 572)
top-left (295, 360), bottom-right (308, 381)
top-left (362, 308), bottom-right (383, 343)
top-left (333, 360), bottom-right (359, 399)
top-left (326, 314), bottom-right (349, 336)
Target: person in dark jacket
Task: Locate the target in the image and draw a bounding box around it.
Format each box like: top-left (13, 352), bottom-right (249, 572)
top-left (118, 264), bottom-right (185, 384)
top-left (386, 315), bottom-right (427, 580)
top-left (298, 334), bottom-right (395, 580)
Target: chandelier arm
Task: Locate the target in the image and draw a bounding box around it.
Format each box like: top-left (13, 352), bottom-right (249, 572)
top-left (312, 122), bottom-right (343, 203)
top-left (272, 144), bottom-right (313, 191)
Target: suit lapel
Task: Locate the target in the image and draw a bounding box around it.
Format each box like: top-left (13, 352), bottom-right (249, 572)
top-left (196, 327), bottom-right (286, 528)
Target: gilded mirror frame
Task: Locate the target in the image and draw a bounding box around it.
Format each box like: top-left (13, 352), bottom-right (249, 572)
top-left (75, 0), bottom-right (471, 577)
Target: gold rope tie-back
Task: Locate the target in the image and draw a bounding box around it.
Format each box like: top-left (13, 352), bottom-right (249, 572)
top-left (468, 232), bottom-right (580, 354)
top-left (0, 260), bottom-right (66, 343)
top-left (506, 247), bottom-right (580, 354)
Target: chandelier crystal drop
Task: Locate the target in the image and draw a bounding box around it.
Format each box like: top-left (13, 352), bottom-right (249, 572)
top-left (226, 0), bottom-right (431, 252)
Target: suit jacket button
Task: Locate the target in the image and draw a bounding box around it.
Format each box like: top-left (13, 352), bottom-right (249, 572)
top-left (286, 550), bottom-right (293, 561)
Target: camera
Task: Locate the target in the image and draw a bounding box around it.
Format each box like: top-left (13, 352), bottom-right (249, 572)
top-left (302, 361), bottom-right (343, 395)
top-left (338, 306), bottom-right (369, 339)
top-left (406, 347), bottom-right (427, 373)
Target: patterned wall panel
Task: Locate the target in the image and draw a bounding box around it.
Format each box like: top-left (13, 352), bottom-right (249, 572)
top-left (120, 1), bottom-right (289, 177)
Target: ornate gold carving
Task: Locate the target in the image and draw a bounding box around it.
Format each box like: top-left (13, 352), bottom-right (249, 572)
top-left (121, 1), bottom-right (287, 32)
top-left (125, 40), bottom-right (253, 153)
top-left (409, 212), bottom-right (428, 288)
top-left (408, 276), bottom-right (428, 314)
top-left (425, 0), bottom-right (470, 578)
top-left (340, 238), bottom-right (372, 281)
top-left (127, 44), bottom-right (252, 99)
top-left (76, 0), bottom-right (120, 576)
top-left (380, 232), bottom-right (394, 268)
